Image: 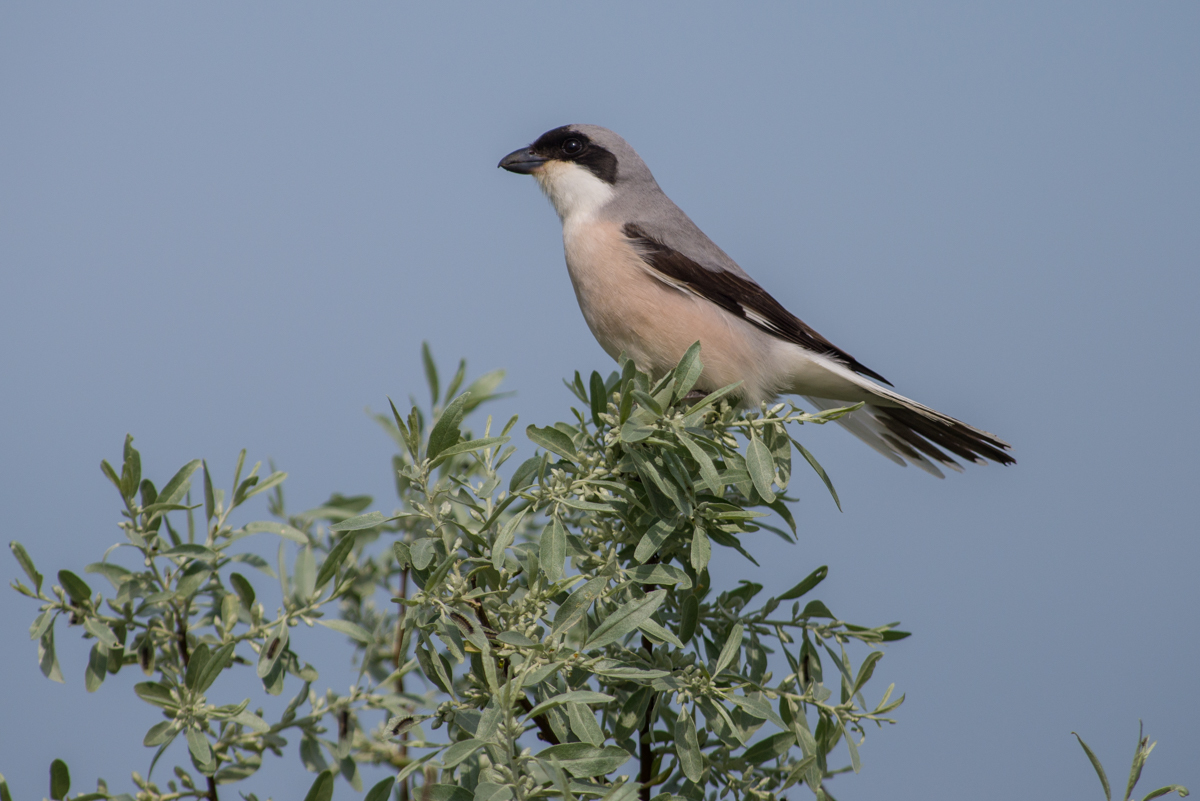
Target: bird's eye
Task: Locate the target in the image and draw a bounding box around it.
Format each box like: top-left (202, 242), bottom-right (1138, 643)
top-left (562, 138), bottom-right (584, 155)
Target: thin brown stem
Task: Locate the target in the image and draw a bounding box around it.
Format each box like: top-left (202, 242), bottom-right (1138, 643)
top-left (205, 774), bottom-right (218, 800)
top-left (639, 634), bottom-right (654, 801)
top-left (174, 601), bottom-right (190, 667)
top-left (393, 566), bottom-right (410, 801)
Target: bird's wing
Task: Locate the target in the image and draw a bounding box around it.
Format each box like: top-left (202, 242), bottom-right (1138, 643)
top-left (623, 222), bottom-right (892, 386)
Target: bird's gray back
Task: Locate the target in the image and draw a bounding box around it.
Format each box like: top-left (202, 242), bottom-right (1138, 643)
top-left (569, 124), bottom-right (754, 281)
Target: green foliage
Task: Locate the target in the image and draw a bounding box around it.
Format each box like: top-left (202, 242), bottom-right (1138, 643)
top-left (1074, 724), bottom-right (1188, 801)
top-left (10, 342), bottom-right (1165, 801)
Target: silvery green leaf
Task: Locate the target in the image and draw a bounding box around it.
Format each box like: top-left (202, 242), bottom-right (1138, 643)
top-left (777, 565), bottom-right (828, 600)
top-left (742, 731), bottom-right (795, 765)
top-left (186, 727), bottom-right (212, 765)
top-left (589, 371), bottom-right (608, 427)
top-left (491, 507), bottom-right (527, 570)
top-left (637, 617), bottom-right (683, 648)
top-left (676, 431), bottom-right (721, 495)
top-left (143, 721), bottom-right (175, 747)
top-left (523, 660), bottom-right (564, 687)
top-left (627, 563), bottom-right (692, 589)
top-left (679, 594), bottom-right (699, 645)
top-left (85, 643), bottom-right (107, 692)
top-left (314, 534), bottom-right (355, 591)
top-left (302, 770), bottom-right (333, 801)
top-left (552, 575), bottom-right (607, 638)
top-left (422, 341), bottom-right (440, 404)
top-left (790, 435), bottom-right (842, 511)
top-left (411, 537), bottom-right (437, 570)
top-left (591, 661), bottom-right (669, 682)
top-left (427, 786), bottom-right (473, 801)
top-left (329, 511), bottom-right (385, 532)
top-left (634, 520), bottom-right (675, 564)
top-left (567, 702), bottom-right (606, 746)
top-left (293, 546), bottom-right (316, 601)
top-left (83, 619), bottom-right (119, 650)
top-left (232, 710), bottom-right (270, 733)
top-left (10, 541), bottom-right (42, 594)
top-left (690, 527), bottom-right (711, 573)
top-left (745, 433), bottom-right (776, 502)
top-left (540, 517), bottom-right (567, 582)
top-left (242, 521), bottom-right (308, 542)
top-left (713, 623), bottom-right (743, 676)
top-left (29, 610), bottom-right (55, 642)
top-left (241, 471), bottom-right (286, 502)
top-left (441, 738), bottom-right (483, 769)
top-left (84, 561), bottom-right (131, 589)
top-left (431, 436), bottom-right (510, 466)
top-left (672, 341), bottom-right (704, 399)
top-left (156, 459), bottom-right (202, 507)
top-left (1073, 733), bottom-right (1111, 801)
top-left (601, 779), bottom-right (639, 801)
top-left (674, 708), bottom-right (704, 783)
top-left (526, 424), bottom-right (578, 461)
top-left (364, 777), bottom-right (396, 801)
top-left (535, 744), bottom-right (631, 778)
top-left (585, 590), bottom-right (667, 650)
top-left (428, 393), bottom-right (472, 461)
top-left (845, 725), bottom-right (862, 773)
top-left (256, 620), bottom-right (288, 678)
top-left (526, 691), bottom-right (615, 719)
top-left (474, 782), bottom-right (513, 801)
top-left (317, 619), bottom-right (372, 644)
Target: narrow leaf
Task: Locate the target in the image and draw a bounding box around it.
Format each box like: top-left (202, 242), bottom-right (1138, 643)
top-left (552, 576), bottom-right (607, 638)
top-left (714, 623), bottom-right (744, 675)
top-left (422, 341), bottom-right (440, 404)
top-left (675, 707), bottom-right (704, 782)
top-left (58, 570), bottom-right (91, 604)
top-left (428, 393), bottom-right (472, 461)
top-left (314, 534), bottom-right (355, 591)
top-left (317, 619), bottom-right (372, 644)
top-left (746, 433), bottom-right (776, 502)
top-left (586, 589), bottom-right (667, 650)
top-left (690, 527), bottom-right (711, 573)
top-left (679, 594), bottom-right (699, 644)
top-left (303, 770), bottom-right (335, 801)
top-left (330, 511), bottom-right (385, 532)
top-left (540, 517), bottom-right (567, 582)
top-left (364, 777), bottom-right (396, 801)
top-left (10, 542), bottom-right (42, 594)
top-left (791, 436), bottom-right (841, 511)
top-left (526, 425), bottom-right (578, 461)
top-left (1074, 733), bottom-right (1112, 801)
top-left (778, 566), bottom-right (828, 601)
top-left (156, 460), bottom-right (202, 507)
top-left (526, 691), bottom-right (615, 720)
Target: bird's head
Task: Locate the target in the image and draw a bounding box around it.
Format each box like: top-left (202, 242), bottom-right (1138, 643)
top-left (499, 124), bottom-right (651, 221)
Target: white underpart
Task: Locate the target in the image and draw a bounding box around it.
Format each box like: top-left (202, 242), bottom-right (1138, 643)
top-left (535, 161), bottom-right (616, 230)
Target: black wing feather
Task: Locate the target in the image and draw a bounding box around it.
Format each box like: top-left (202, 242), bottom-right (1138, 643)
top-left (624, 223), bottom-right (892, 386)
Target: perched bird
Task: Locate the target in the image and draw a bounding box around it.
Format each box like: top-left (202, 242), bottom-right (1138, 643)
top-left (499, 124), bottom-right (1013, 476)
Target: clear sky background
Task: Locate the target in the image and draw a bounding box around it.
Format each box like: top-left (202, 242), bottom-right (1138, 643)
top-left (2, 3), bottom-right (1197, 799)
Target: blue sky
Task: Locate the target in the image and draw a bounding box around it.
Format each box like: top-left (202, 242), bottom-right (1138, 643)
top-left (2, 3), bottom-right (1197, 799)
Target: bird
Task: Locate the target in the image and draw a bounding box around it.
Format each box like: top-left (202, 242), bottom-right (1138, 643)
top-left (498, 124), bottom-right (1013, 477)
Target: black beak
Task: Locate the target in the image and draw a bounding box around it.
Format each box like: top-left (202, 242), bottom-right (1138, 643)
top-left (498, 147), bottom-right (546, 174)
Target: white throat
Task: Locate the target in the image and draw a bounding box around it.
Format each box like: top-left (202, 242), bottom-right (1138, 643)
top-left (535, 161), bottom-right (616, 226)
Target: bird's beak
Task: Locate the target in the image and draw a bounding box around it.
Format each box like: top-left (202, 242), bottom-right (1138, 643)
top-left (498, 147), bottom-right (546, 174)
